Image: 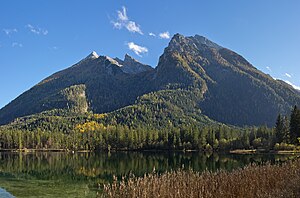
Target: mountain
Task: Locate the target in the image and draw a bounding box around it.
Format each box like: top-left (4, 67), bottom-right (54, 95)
top-left (0, 34), bottom-right (299, 127)
top-left (0, 53), bottom-right (155, 125)
top-left (159, 34), bottom-right (300, 126)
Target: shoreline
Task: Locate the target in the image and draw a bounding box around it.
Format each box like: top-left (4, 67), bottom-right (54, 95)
top-left (0, 148), bottom-right (90, 153)
top-left (229, 149), bottom-right (300, 154)
top-left (1, 148), bottom-right (300, 155)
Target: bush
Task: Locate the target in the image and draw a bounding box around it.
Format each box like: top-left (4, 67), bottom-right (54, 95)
top-left (274, 143), bottom-right (296, 151)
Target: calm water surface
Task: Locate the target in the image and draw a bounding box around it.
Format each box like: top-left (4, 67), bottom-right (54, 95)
top-left (0, 151), bottom-right (298, 198)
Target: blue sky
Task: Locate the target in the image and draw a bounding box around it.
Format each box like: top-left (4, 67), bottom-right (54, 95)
top-left (1, 0), bottom-right (300, 108)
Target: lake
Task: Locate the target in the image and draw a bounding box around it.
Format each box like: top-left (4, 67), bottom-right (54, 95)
top-left (0, 151), bottom-right (298, 198)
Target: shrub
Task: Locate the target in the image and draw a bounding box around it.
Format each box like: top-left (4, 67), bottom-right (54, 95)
top-left (274, 143), bottom-right (296, 151)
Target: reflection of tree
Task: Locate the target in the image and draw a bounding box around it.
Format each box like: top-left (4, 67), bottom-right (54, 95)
top-left (0, 152), bottom-right (297, 186)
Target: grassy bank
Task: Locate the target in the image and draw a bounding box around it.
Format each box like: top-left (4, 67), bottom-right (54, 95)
top-left (102, 159), bottom-right (300, 198)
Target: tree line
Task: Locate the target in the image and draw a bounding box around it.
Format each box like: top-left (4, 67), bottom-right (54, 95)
top-left (274, 105), bottom-right (300, 149)
top-left (0, 106), bottom-right (299, 151)
top-left (0, 124), bottom-right (274, 151)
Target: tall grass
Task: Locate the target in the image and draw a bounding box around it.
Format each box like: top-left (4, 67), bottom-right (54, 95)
top-left (102, 159), bottom-right (300, 198)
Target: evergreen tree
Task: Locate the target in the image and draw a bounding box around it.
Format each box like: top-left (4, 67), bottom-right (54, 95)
top-left (290, 106), bottom-right (300, 144)
top-left (282, 116), bottom-right (290, 143)
top-left (241, 131), bottom-right (250, 148)
top-left (275, 114), bottom-right (284, 143)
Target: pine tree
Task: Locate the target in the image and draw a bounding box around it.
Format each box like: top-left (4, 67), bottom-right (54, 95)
top-left (275, 114), bottom-right (284, 143)
top-left (282, 116), bottom-right (290, 143)
top-left (241, 131), bottom-right (250, 148)
top-left (290, 106), bottom-right (300, 144)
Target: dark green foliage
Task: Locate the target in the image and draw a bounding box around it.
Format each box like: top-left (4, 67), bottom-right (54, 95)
top-left (275, 114), bottom-right (284, 143)
top-left (0, 111), bottom-right (276, 151)
top-left (290, 105), bottom-right (300, 144)
top-left (106, 89), bottom-right (215, 130)
top-left (274, 106), bottom-right (300, 145)
top-left (282, 116), bottom-right (290, 143)
top-left (155, 33), bottom-right (300, 127)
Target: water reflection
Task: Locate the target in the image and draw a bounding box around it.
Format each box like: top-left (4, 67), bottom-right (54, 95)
top-left (0, 152), bottom-right (297, 197)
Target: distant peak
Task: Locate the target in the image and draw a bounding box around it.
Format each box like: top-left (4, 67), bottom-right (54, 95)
top-left (170, 33), bottom-right (185, 43)
top-left (173, 33), bottom-right (184, 39)
top-left (75, 51), bottom-right (99, 66)
top-left (167, 33), bottom-right (187, 52)
top-left (125, 53), bottom-right (132, 59)
top-left (167, 33), bottom-right (223, 52)
top-left (193, 35), bottom-right (222, 50)
top-left (87, 51), bottom-right (99, 59)
top-left (115, 53), bottom-right (153, 74)
top-left (104, 56), bottom-right (122, 66)
top-left (124, 53), bottom-right (137, 62)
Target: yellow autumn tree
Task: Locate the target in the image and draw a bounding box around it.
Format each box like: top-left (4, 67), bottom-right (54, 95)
top-left (75, 121), bottom-right (106, 133)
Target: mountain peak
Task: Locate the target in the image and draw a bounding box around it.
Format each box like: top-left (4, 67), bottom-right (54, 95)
top-left (113, 54), bottom-right (153, 74)
top-left (167, 33), bottom-right (188, 52)
top-left (87, 51), bottom-right (99, 59)
top-left (193, 35), bottom-right (222, 50)
top-left (124, 54), bottom-right (139, 64)
top-left (168, 34), bottom-right (223, 52)
top-left (169, 33), bottom-right (185, 44)
top-left (171, 33), bottom-right (185, 40)
top-left (104, 55), bottom-right (122, 66)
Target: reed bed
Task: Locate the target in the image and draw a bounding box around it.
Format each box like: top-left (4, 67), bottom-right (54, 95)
top-left (102, 159), bottom-right (300, 198)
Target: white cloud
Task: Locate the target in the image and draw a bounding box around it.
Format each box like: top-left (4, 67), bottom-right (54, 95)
top-left (149, 32), bottom-right (156, 37)
top-left (284, 80), bottom-right (300, 90)
top-left (117, 6), bottom-right (128, 21)
top-left (12, 42), bottom-right (23, 47)
top-left (3, 28), bottom-right (17, 35)
top-left (159, 31), bottom-right (170, 39)
top-left (266, 66), bottom-right (272, 72)
top-left (126, 21), bottom-right (142, 34)
top-left (113, 22), bottom-right (122, 29)
top-left (26, 24), bottom-right (48, 35)
top-left (127, 42), bottom-right (148, 56)
top-left (111, 6), bottom-right (143, 35)
top-left (285, 73), bottom-right (292, 78)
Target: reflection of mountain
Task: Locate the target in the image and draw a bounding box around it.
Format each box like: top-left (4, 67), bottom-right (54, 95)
top-left (0, 152), bottom-right (297, 197)
top-left (0, 152), bottom-right (295, 180)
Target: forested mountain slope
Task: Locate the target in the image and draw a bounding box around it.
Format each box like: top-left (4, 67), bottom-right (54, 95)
top-left (0, 53), bottom-right (155, 125)
top-left (0, 34), bottom-right (299, 127)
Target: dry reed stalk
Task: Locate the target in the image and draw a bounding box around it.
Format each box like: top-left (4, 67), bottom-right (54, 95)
top-left (102, 159), bottom-right (300, 198)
